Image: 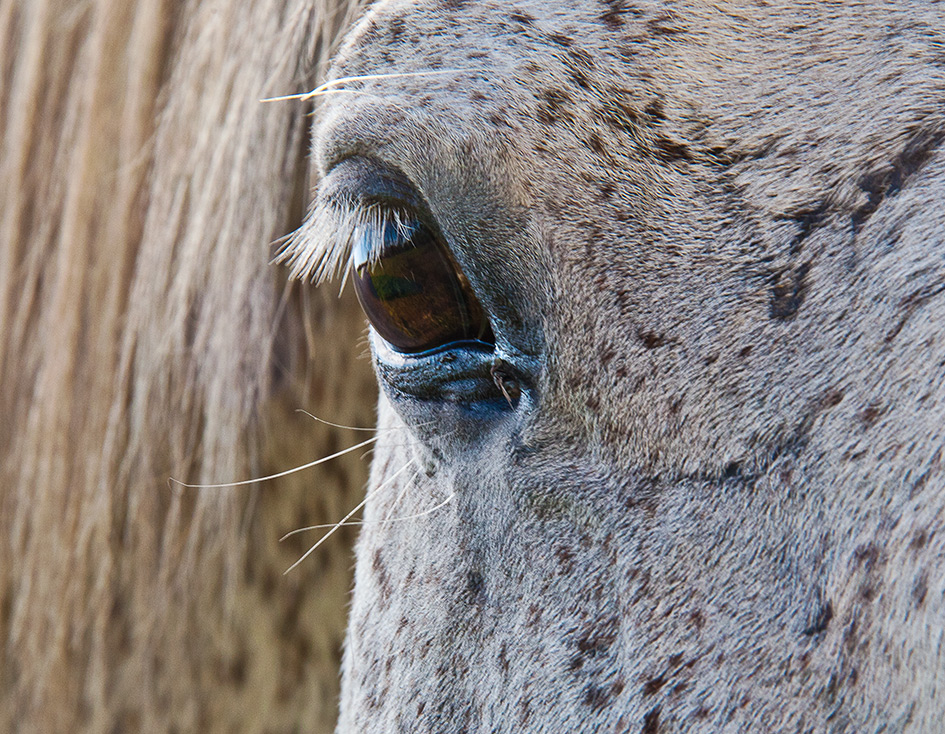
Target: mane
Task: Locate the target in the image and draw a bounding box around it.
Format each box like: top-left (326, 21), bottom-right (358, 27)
top-left (0, 1), bottom-right (373, 730)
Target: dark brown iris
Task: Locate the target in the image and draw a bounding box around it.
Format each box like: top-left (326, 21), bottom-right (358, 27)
top-left (352, 219), bottom-right (493, 353)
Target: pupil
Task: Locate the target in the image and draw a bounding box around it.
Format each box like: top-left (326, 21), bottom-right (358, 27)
top-left (352, 219), bottom-right (492, 353)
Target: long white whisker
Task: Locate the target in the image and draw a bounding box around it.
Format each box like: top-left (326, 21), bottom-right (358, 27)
top-left (383, 491), bottom-right (456, 523)
top-left (294, 410), bottom-right (435, 433)
top-left (281, 479), bottom-right (454, 535)
top-left (279, 461), bottom-right (414, 540)
top-left (295, 409), bottom-right (380, 432)
top-left (260, 68), bottom-right (484, 103)
top-left (169, 436), bottom-right (377, 489)
top-left (282, 460), bottom-right (416, 574)
top-left (382, 468), bottom-right (422, 522)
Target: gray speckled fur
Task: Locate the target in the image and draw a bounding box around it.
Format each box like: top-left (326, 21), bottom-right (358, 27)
top-left (301, 1), bottom-right (945, 730)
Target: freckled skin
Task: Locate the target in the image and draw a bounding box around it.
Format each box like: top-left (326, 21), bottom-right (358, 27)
top-left (301, 2), bottom-right (945, 731)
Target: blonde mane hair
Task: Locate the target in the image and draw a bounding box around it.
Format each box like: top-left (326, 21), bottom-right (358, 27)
top-left (0, 1), bottom-right (372, 730)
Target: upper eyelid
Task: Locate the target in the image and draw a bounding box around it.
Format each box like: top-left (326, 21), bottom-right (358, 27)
top-left (321, 155), bottom-right (424, 211)
top-left (323, 156), bottom-right (454, 260)
top-left (277, 157), bottom-right (439, 283)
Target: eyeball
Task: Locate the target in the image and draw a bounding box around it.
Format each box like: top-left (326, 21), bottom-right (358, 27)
top-left (352, 217), bottom-right (494, 353)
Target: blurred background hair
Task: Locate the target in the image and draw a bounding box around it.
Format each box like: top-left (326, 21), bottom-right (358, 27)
top-left (0, 1), bottom-right (374, 730)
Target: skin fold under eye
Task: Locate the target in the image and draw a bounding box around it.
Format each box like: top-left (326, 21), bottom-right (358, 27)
top-left (351, 215), bottom-right (494, 354)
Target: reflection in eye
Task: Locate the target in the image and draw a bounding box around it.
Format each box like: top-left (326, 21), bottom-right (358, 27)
top-left (352, 217), bottom-right (493, 353)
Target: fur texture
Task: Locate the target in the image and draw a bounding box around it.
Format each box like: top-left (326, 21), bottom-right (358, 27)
top-left (290, 1), bottom-right (945, 731)
top-left (0, 1), bottom-right (370, 731)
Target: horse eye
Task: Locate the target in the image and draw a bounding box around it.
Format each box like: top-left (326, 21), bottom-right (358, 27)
top-left (352, 218), bottom-right (494, 353)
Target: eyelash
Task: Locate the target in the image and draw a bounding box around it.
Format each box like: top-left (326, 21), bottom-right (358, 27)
top-left (277, 200), bottom-right (407, 284)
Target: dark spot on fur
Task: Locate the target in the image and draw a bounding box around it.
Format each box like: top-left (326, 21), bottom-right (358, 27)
top-left (587, 133), bottom-right (607, 156)
top-left (569, 71), bottom-right (591, 89)
top-left (667, 652), bottom-right (684, 668)
top-left (584, 680), bottom-right (624, 709)
top-left (644, 98), bottom-right (666, 120)
top-left (820, 388), bottom-right (844, 409)
top-left (653, 134), bottom-right (694, 163)
top-left (388, 17), bottom-right (405, 41)
top-left (647, 11), bottom-right (686, 36)
top-left (722, 462), bottom-right (742, 479)
top-left (595, 94), bottom-right (642, 133)
top-left (638, 330), bottom-right (666, 349)
top-left (372, 549), bottom-right (393, 600)
top-left (441, 0), bottom-right (468, 8)
top-left (600, 0), bottom-right (632, 28)
top-left (536, 88), bottom-right (572, 125)
top-left (510, 11), bottom-right (535, 24)
top-left (599, 342), bottom-right (617, 365)
top-left (642, 705), bottom-right (661, 734)
top-left (643, 676), bottom-right (666, 696)
top-left (913, 571), bottom-right (928, 607)
top-left (911, 469), bottom-right (933, 498)
top-left (703, 145), bottom-right (763, 167)
top-left (692, 706), bottom-right (710, 720)
top-left (910, 529), bottom-right (929, 550)
top-left (853, 543), bottom-right (879, 571)
top-left (567, 47), bottom-right (595, 74)
top-left (857, 402), bottom-right (883, 427)
top-left (547, 32), bottom-right (573, 46)
top-left (576, 616), bottom-right (619, 658)
top-left (555, 545), bottom-right (575, 568)
top-left (769, 262), bottom-right (811, 320)
top-left (884, 279), bottom-right (945, 343)
top-left (689, 610), bottom-right (705, 630)
top-left (852, 131), bottom-right (945, 233)
top-left (466, 569), bottom-right (485, 599)
top-left (779, 202), bottom-right (829, 254)
top-left (498, 643), bottom-right (510, 673)
top-left (738, 345), bottom-right (753, 358)
top-left (843, 619), bottom-right (858, 653)
top-left (803, 601), bottom-right (833, 636)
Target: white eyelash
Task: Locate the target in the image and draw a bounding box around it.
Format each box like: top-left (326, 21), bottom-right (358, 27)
top-left (275, 200), bottom-right (415, 284)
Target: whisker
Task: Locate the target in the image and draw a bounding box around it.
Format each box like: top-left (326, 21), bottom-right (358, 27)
top-left (280, 467), bottom-right (422, 538)
top-left (280, 472), bottom-right (456, 540)
top-left (282, 460), bottom-right (416, 574)
top-left (382, 467), bottom-right (422, 523)
top-left (168, 436), bottom-right (377, 489)
top-left (260, 68), bottom-right (484, 103)
top-left (294, 409), bottom-right (381, 433)
top-left (383, 491), bottom-right (456, 523)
